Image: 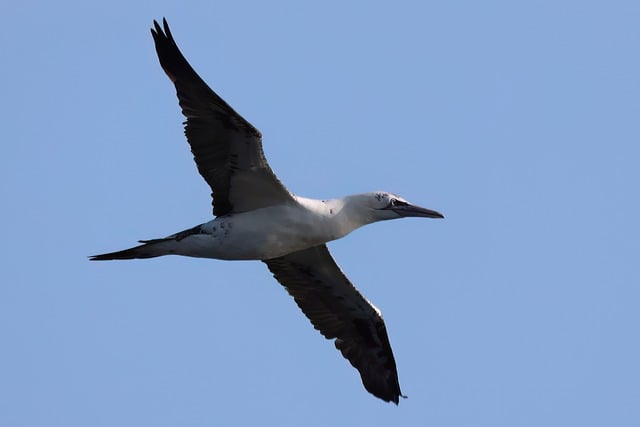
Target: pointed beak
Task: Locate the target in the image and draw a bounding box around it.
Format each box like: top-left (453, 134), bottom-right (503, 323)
top-left (390, 204), bottom-right (444, 219)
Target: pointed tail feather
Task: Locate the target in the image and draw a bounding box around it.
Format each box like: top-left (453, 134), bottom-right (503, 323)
top-left (89, 238), bottom-right (174, 261)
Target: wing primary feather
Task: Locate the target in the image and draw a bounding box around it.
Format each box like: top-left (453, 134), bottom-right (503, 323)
top-left (263, 244), bottom-right (403, 404)
top-left (150, 19), bottom-right (294, 217)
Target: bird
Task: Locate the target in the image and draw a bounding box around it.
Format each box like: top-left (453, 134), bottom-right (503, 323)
top-left (91, 18), bottom-right (444, 405)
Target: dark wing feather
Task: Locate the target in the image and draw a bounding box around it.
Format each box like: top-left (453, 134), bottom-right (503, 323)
top-left (150, 19), bottom-right (294, 217)
top-left (264, 244), bottom-right (404, 404)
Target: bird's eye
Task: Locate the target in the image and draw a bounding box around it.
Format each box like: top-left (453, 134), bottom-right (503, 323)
top-left (389, 198), bottom-right (407, 208)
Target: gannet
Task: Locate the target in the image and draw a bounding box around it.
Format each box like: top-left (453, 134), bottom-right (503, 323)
top-left (91, 18), bottom-right (444, 404)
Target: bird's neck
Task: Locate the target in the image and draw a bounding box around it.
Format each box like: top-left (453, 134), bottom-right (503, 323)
top-left (295, 195), bottom-right (376, 240)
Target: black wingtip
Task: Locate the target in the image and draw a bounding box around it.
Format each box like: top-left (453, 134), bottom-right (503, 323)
top-left (387, 393), bottom-right (406, 405)
top-left (162, 17), bottom-right (173, 40)
top-left (151, 17), bottom-right (170, 38)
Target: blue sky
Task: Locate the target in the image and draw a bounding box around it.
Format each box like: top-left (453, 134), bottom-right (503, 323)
top-left (2, 1), bottom-right (639, 426)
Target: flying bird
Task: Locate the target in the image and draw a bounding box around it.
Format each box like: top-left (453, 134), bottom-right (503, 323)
top-left (91, 18), bottom-right (444, 404)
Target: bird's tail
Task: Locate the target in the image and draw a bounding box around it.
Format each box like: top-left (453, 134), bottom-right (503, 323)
top-left (89, 238), bottom-right (176, 261)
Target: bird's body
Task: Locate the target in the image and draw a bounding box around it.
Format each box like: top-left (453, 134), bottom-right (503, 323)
top-left (92, 19), bottom-right (443, 404)
top-left (95, 194), bottom-right (394, 261)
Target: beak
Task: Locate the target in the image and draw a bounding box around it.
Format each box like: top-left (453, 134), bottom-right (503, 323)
top-left (389, 204), bottom-right (444, 219)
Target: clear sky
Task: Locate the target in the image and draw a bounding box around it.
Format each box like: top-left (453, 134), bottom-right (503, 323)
top-left (2, 1), bottom-right (639, 426)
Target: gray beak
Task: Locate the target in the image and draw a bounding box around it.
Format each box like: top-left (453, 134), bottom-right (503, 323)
top-left (390, 204), bottom-right (444, 219)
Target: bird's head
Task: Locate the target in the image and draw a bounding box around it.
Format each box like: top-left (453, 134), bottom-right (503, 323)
top-left (324, 192), bottom-right (443, 237)
top-left (357, 191), bottom-right (444, 222)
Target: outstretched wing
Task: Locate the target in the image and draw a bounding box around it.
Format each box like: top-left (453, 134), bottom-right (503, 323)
top-left (264, 244), bottom-right (404, 404)
top-left (151, 19), bottom-right (294, 217)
